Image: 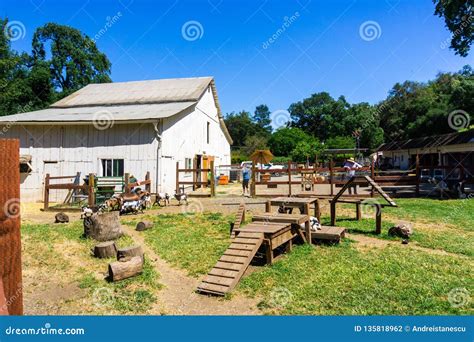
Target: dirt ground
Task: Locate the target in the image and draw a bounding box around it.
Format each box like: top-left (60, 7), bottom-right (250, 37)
top-left (19, 190), bottom-right (428, 315)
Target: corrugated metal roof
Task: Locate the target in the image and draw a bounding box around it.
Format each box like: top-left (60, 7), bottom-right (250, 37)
top-left (51, 77), bottom-right (213, 108)
top-left (0, 102), bottom-right (195, 123)
top-left (377, 129), bottom-right (474, 151)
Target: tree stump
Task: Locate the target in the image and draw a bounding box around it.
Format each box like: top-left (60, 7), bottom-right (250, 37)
top-left (108, 256), bottom-right (143, 282)
top-left (54, 212), bottom-right (69, 223)
top-left (117, 245), bottom-right (144, 261)
top-left (83, 212), bottom-right (123, 241)
top-left (93, 241), bottom-right (117, 258)
top-left (136, 220), bottom-right (153, 231)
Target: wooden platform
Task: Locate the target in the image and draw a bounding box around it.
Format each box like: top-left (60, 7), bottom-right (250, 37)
top-left (311, 226), bottom-right (345, 242)
top-left (197, 231), bottom-right (263, 296)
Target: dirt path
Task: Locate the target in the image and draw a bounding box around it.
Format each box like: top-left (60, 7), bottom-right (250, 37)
top-left (122, 225), bottom-right (261, 315)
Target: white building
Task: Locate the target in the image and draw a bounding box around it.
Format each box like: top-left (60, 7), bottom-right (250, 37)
top-left (0, 77), bottom-right (232, 202)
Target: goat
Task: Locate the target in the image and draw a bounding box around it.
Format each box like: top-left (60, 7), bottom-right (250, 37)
top-left (156, 192), bottom-right (170, 206)
top-left (174, 191), bottom-right (188, 205)
top-left (119, 190), bottom-right (151, 215)
top-left (80, 204), bottom-right (106, 219)
top-left (104, 194), bottom-right (123, 211)
top-left (300, 216), bottom-right (321, 232)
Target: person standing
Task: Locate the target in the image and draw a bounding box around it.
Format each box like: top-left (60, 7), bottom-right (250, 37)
top-left (241, 164), bottom-right (252, 196)
top-left (343, 157), bottom-right (362, 194)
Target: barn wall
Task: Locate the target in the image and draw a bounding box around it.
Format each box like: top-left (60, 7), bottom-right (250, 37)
top-left (160, 86), bottom-right (231, 193)
top-left (0, 124), bottom-right (158, 202)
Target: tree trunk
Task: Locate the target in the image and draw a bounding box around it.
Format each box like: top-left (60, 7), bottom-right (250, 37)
top-left (117, 245), bottom-right (144, 261)
top-left (108, 256), bottom-right (143, 282)
top-left (83, 212), bottom-right (123, 241)
top-left (136, 220), bottom-right (153, 231)
top-left (54, 212), bottom-right (69, 223)
top-left (93, 241), bottom-right (117, 258)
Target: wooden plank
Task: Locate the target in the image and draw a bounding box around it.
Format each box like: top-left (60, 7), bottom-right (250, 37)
top-left (311, 226), bottom-right (345, 241)
top-left (219, 255), bottom-right (247, 264)
top-left (232, 238), bottom-right (260, 245)
top-left (235, 232), bottom-right (263, 239)
top-left (208, 268), bottom-right (239, 279)
top-left (214, 262), bottom-right (242, 271)
top-left (203, 275), bottom-right (236, 287)
top-left (197, 282), bottom-right (230, 295)
top-left (224, 249), bottom-right (251, 257)
top-left (228, 243), bottom-right (255, 251)
top-left (270, 229), bottom-right (295, 249)
top-left (252, 214), bottom-right (309, 225)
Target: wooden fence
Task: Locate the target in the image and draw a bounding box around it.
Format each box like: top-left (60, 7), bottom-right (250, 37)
top-left (176, 161), bottom-right (216, 196)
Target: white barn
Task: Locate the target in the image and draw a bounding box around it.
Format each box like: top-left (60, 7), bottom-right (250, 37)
top-left (0, 77), bottom-right (232, 202)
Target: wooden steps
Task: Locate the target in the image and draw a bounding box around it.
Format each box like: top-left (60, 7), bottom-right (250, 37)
top-left (364, 176), bottom-right (397, 206)
top-left (197, 232), bottom-right (263, 296)
top-left (311, 226), bottom-right (345, 243)
top-left (231, 203), bottom-right (245, 239)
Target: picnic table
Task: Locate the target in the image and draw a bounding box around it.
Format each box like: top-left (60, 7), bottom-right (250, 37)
top-left (251, 213), bottom-right (311, 244)
top-left (266, 197), bottom-right (321, 221)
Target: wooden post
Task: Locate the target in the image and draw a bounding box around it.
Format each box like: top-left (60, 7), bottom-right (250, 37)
top-left (375, 205), bottom-right (382, 234)
top-left (124, 172), bottom-right (130, 194)
top-left (192, 157), bottom-right (197, 191)
top-left (0, 139), bottom-right (23, 315)
top-left (288, 160), bottom-right (292, 197)
top-left (330, 201), bottom-right (336, 226)
top-left (43, 173), bottom-right (50, 211)
top-left (356, 202), bottom-right (361, 220)
top-left (265, 244), bottom-right (274, 264)
top-left (329, 159), bottom-right (334, 196)
top-left (175, 162), bottom-right (180, 194)
top-left (314, 199), bottom-right (321, 222)
top-left (265, 200), bottom-right (271, 213)
top-left (415, 154), bottom-right (420, 196)
top-left (304, 203), bottom-right (312, 244)
top-left (370, 160), bottom-right (375, 198)
top-left (145, 171), bottom-right (151, 193)
top-left (210, 160), bottom-right (216, 197)
top-left (88, 173), bottom-right (95, 206)
top-left (251, 161), bottom-right (256, 198)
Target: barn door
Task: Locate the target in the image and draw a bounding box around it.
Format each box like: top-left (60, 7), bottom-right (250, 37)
top-left (161, 157), bottom-right (176, 194)
top-left (43, 161), bottom-right (61, 203)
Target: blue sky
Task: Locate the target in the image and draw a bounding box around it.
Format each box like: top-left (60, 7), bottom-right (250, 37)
top-left (2, 0), bottom-right (472, 123)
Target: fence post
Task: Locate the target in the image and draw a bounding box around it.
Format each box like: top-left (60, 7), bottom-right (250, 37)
top-left (251, 161), bottom-right (256, 198)
top-left (0, 139), bottom-right (23, 315)
top-left (415, 154), bottom-right (420, 196)
top-left (145, 171), bottom-right (151, 193)
top-left (175, 162), bottom-right (180, 194)
top-left (370, 160), bottom-right (375, 197)
top-left (329, 159), bottom-right (334, 196)
top-left (288, 160), bottom-right (292, 197)
top-left (210, 160), bottom-right (216, 197)
top-left (192, 158), bottom-right (197, 191)
top-left (43, 173), bottom-right (50, 211)
top-left (88, 173), bottom-right (95, 206)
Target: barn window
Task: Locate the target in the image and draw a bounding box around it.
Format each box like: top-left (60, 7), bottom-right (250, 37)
top-left (207, 122), bottom-right (210, 144)
top-left (101, 159), bottom-right (124, 177)
top-left (185, 158), bottom-right (192, 169)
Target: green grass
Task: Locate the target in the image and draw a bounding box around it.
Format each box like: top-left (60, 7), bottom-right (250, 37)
top-left (329, 197), bottom-right (474, 257)
top-left (22, 221), bottom-right (161, 314)
top-left (123, 212), bottom-right (231, 277)
top-left (239, 243), bottom-right (473, 315)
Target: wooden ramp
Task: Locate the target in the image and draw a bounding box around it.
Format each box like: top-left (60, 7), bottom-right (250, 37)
top-left (197, 231), bottom-right (263, 296)
top-left (364, 176), bottom-right (397, 206)
top-left (230, 203), bottom-right (245, 239)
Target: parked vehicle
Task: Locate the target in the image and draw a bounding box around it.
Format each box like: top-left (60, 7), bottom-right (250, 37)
top-left (263, 163), bottom-right (285, 177)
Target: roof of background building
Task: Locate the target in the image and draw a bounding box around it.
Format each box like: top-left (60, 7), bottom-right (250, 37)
top-left (377, 129), bottom-right (474, 151)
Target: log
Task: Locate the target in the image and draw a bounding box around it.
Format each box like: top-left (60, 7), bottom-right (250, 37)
top-left (136, 220), bottom-right (153, 231)
top-left (117, 245), bottom-right (144, 261)
top-left (54, 212), bottom-right (69, 223)
top-left (108, 256), bottom-right (143, 282)
top-left (93, 241), bottom-right (117, 258)
top-left (83, 212), bottom-right (123, 241)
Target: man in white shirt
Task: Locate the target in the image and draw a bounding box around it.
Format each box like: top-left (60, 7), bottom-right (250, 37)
top-left (343, 158), bottom-right (362, 194)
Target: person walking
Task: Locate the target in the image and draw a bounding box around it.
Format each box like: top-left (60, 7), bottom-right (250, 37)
top-left (343, 157), bottom-right (362, 194)
top-left (241, 164), bottom-right (252, 196)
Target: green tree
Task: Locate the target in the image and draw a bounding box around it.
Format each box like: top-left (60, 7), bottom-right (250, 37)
top-left (253, 104), bottom-right (272, 134)
top-left (242, 135), bottom-right (268, 155)
top-left (433, 0), bottom-right (473, 57)
top-left (291, 139), bottom-right (324, 164)
top-left (224, 110), bottom-right (268, 147)
top-left (325, 136), bottom-right (355, 149)
top-left (268, 127), bottom-right (313, 156)
top-left (32, 23), bottom-right (111, 96)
